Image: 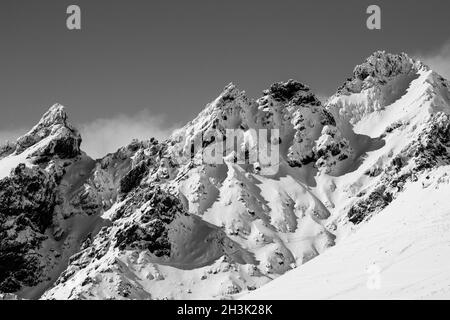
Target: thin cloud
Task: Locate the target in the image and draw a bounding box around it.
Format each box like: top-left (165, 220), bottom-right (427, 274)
top-left (416, 40), bottom-right (450, 80)
top-left (0, 128), bottom-right (27, 146)
top-left (79, 110), bottom-right (177, 159)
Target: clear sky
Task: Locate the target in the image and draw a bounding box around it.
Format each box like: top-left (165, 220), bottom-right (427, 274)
top-left (0, 0), bottom-right (449, 157)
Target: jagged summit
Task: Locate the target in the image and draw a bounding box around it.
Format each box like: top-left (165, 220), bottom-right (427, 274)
top-left (336, 51), bottom-right (427, 95)
top-left (168, 78), bottom-right (348, 175)
top-left (187, 82), bottom-right (252, 119)
top-left (262, 79), bottom-right (319, 105)
top-left (192, 79), bottom-right (321, 120)
top-left (0, 104), bottom-right (84, 181)
top-left (9, 104), bottom-right (81, 158)
top-left (326, 51), bottom-right (450, 129)
top-left (35, 103), bottom-right (70, 128)
top-left (23, 103), bottom-right (78, 141)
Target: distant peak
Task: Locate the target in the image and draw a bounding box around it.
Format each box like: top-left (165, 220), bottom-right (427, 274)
top-left (38, 103), bottom-right (69, 128)
top-left (10, 103), bottom-right (82, 157)
top-left (218, 82), bottom-right (242, 98)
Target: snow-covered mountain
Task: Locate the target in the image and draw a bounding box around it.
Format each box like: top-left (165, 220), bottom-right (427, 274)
top-left (1, 51), bottom-right (449, 300)
top-left (245, 52), bottom-right (450, 299)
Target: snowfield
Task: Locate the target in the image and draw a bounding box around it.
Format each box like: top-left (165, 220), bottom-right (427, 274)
top-left (245, 166), bottom-right (450, 299)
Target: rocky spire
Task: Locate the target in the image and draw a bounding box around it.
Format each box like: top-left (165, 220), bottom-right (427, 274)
top-left (34, 103), bottom-right (70, 128)
top-left (13, 103), bottom-right (82, 158)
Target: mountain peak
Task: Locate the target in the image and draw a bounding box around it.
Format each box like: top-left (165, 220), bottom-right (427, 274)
top-left (216, 82), bottom-right (245, 101)
top-left (354, 51), bottom-right (421, 79)
top-left (337, 51), bottom-right (427, 95)
top-left (263, 79), bottom-right (311, 101)
top-left (6, 104), bottom-right (82, 159)
top-left (259, 79), bottom-right (322, 107)
top-left (327, 50), bottom-right (450, 135)
top-left (38, 103), bottom-right (69, 128)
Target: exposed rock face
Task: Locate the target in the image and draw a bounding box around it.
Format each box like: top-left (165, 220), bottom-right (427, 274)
top-left (0, 163), bottom-right (63, 292)
top-left (348, 112), bottom-right (450, 224)
top-left (265, 80), bottom-right (317, 103)
top-left (0, 141), bottom-right (16, 160)
top-left (337, 51), bottom-right (421, 95)
top-left (314, 125), bottom-right (352, 174)
top-left (254, 80), bottom-right (350, 169)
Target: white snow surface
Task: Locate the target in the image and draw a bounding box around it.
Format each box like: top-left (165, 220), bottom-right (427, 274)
top-left (244, 167), bottom-right (450, 299)
top-left (0, 135), bottom-right (53, 179)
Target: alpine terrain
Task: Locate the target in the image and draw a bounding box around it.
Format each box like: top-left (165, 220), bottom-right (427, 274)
top-left (1, 51), bottom-right (450, 300)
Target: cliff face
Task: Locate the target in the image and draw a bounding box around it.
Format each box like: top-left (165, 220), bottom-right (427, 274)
top-left (1, 51), bottom-right (450, 300)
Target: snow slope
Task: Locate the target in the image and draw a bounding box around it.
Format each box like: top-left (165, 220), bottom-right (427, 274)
top-left (0, 135), bottom-right (53, 179)
top-left (244, 167), bottom-right (450, 299)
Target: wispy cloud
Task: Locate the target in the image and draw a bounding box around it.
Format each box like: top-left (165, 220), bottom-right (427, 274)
top-left (79, 110), bottom-right (178, 159)
top-left (416, 40), bottom-right (450, 80)
top-left (0, 128), bottom-right (27, 146)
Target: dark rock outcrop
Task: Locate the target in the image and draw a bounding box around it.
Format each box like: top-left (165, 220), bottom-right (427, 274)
top-left (0, 164), bottom-right (60, 292)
